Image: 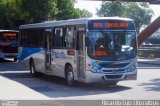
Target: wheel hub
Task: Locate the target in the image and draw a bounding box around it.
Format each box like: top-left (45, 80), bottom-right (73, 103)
top-left (68, 71), bottom-right (73, 82)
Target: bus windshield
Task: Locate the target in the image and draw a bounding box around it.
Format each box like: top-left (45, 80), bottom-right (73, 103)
top-left (0, 32), bottom-right (17, 47)
top-left (87, 31), bottom-right (137, 61)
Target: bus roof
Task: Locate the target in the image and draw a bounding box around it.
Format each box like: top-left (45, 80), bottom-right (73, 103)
top-left (19, 17), bottom-right (133, 29)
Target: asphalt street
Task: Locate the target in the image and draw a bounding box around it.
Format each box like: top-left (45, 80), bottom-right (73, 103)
top-left (0, 58), bottom-right (160, 100)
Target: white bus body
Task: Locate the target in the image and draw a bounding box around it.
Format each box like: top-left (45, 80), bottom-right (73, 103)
top-left (18, 17), bottom-right (137, 85)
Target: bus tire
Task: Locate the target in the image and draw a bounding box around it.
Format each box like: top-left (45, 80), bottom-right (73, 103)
top-left (14, 58), bottom-right (17, 61)
top-left (66, 66), bottom-right (75, 86)
top-left (30, 60), bottom-right (38, 77)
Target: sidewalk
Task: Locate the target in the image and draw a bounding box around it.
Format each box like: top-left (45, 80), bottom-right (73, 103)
top-left (138, 58), bottom-right (160, 66)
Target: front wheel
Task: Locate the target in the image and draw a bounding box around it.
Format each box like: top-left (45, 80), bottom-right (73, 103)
top-left (66, 66), bottom-right (75, 86)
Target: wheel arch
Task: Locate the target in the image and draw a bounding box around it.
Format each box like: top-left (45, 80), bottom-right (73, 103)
top-left (65, 62), bottom-right (77, 86)
top-left (64, 63), bottom-right (72, 77)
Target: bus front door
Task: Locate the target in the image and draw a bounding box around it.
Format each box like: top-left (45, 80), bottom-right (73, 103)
top-left (77, 31), bottom-right (86, 80)
top-left (45, 30), bottom-right (52, 74)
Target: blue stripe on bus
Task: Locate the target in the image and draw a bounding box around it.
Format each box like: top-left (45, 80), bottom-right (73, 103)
top-left (18, 47), bottom-right (44, 62)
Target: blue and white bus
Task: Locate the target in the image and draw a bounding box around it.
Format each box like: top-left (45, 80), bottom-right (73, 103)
top-left (18, 17), bottom-right (137, 86)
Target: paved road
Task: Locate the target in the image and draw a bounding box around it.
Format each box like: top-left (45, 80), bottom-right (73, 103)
top-left (0, 58), bottom-right (160, 100)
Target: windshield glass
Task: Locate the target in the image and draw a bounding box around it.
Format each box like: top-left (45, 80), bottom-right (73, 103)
top-left (0, 33), bottom-right (18, 47)
top-left (87, 31), bottom-right (137, 61)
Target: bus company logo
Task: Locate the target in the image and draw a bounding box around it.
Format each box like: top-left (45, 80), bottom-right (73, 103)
top-left (2, 100), bottom-right (18, 106)
top-left (51, 50), bottom-right (66, 59)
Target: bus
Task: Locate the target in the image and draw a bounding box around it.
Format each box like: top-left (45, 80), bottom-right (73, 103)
top-left (0, 30), bottom-right (18, 61)
top-left (18, 17), bottom-right (137, 86)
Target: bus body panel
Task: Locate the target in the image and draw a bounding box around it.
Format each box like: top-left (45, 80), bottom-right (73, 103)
top-left (18, 47), bottom-right (45, 72)
top-left (50, 49), bottom-right (78, 80)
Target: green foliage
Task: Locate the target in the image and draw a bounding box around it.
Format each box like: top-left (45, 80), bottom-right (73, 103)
top-left (54, 0), bottom-right (76, 20)
top-left (79, 9), bottom-right (93, 18)
top-left (0, 0), bottom-right (92, 29)
top-left (0, 0), bottom-right (22, 29)
top-left (97, 1), bottom-right (125, 17)
top-left (20, 0), bottom-right (51, 23)
top-left (124, 3), bottom-right (154, 33)
top-left (96, 1), bottom-right (154, 33)
top-left (53, 0), bottom-right (92, 20)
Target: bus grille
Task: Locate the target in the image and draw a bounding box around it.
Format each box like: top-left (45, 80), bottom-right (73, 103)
top-left (100, 63), bottom-right (129, 68)
top-left (103, 69), bottom-right (125, 73)
top-left (105, 75), bottom-right (123, 79)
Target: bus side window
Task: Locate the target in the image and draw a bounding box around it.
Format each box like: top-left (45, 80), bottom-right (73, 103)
top-left (65, 26), bottom-right (75, 48)
top-left (37, 29), bottom-right (45, 47)
top-left (20, 30), bottom-right (24, 45)
top-left (54, 28), bottom-right (63, 47)
top-left (28, 29), bottom-right (35, 46)
top-left (22, 29), bottom-right (28, 45)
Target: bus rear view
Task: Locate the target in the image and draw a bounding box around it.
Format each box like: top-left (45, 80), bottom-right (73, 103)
top-left (86, 18), bottom-right (137, 84)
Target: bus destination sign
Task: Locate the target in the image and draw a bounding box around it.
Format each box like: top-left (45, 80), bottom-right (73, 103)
top-left (88, 20), bottom-right (135, 30)
top-left (3, 33), bottom-right (17, 37)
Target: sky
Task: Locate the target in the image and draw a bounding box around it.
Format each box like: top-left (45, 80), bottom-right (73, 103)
top-left (74, 0), bottom-right (160, 22)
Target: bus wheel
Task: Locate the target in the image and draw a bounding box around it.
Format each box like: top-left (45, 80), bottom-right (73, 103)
top-left (30, 60), bottom-right (38, 76)
top-left (14, 58), bottom-right (17, 61)
top-left (66, 66), bottom-right (75, 86)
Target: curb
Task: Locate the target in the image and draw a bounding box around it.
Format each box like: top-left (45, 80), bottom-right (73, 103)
top-left (138, 61), bottom-right (160, 66)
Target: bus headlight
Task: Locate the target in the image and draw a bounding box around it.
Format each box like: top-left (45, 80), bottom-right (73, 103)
top-left (90, 68), bottom-right (102, 73)
top-left (126, 65), bottom-right (136, 72)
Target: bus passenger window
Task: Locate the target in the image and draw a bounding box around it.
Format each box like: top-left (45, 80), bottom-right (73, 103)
top-left (54, 28), bottom-right (63, 47)
top-left (37, 29), bottom-right (45, 47)
top-left (65, 27), bottom-right (75, 48)
top-left (23, 30), bottom-right (28, 45)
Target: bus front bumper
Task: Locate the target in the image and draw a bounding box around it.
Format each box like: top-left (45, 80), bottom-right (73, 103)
top-left (0, 53), bottom-right (17, 58)
top-left (85, 70), bottom-right (137, 83)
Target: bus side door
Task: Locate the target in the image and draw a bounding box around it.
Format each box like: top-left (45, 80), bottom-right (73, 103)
top-left (77, 31), bottom-right (86, 80)
top-left (45, 28), bottom-right (52, 74)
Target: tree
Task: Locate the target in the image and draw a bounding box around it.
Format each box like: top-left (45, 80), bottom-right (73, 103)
top-left (96, 1), bottom-right (125, 17)
top-left (48, 0), bottom-right (58, 20)
top-left (79, 9), bottom-right (93, 18)
top-left (0, 0), bottom-right (51, 29)
top-left (0, 0), bottom-right (22, 29)
top-left (0, 0), bottom-right (92, 29)
top-left (96, 1), bottom-right (154, 33)
top-left (124, 3), bottom-right (154, 32)
top-left (53, 0), bottom-right (76, 20)
top-left (52, 0), bottom-right (92, 20)
top-left (20, 0), bottom-right (51, 23)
